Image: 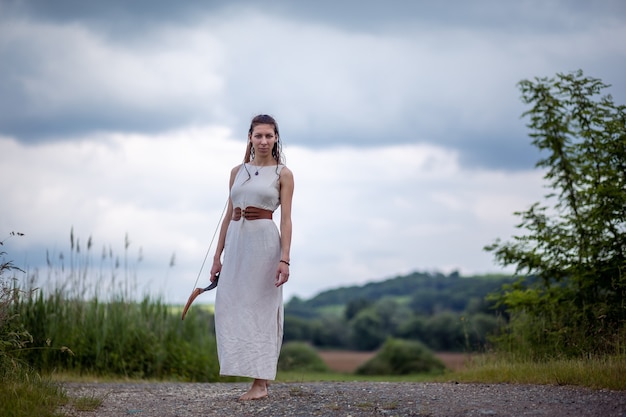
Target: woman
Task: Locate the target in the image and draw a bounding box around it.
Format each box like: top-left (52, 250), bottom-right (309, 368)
top-left (210, 114), bottom-right (294, 400)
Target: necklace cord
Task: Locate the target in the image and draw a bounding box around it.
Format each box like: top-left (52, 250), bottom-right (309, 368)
top-left (190, 197), bottom-right (228, 291)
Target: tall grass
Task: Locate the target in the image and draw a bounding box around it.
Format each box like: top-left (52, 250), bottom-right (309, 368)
top-left (436, 352), bottom-right (626, 390)
top-left (17, 291), bottom-right (220, 381)
top-left (13, 230), bottom-right (221, 382)
top-left (2, 233), bottom-right (67, 417)
top-left (0, 356), bottom-right (67, 417)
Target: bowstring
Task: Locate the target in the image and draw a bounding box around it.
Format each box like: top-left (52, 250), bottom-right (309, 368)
top-left (190, 197), bottom-right (228, 291)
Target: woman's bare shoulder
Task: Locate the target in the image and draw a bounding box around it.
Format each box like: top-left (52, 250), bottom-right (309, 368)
top-left (279, 165), bottom-right (293, 177)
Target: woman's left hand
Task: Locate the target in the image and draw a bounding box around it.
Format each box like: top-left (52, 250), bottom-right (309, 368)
top-left (275, 262), bottom-right (289, 287)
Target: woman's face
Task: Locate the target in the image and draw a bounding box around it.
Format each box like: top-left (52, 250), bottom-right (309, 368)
top-left (249, 123), bottom-right (277, 158)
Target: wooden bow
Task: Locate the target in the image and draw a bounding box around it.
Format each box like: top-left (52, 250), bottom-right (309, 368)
top-left (181, 198), bottom-right (227, 321)
top-left (181, 273), bottom-right (219, 320)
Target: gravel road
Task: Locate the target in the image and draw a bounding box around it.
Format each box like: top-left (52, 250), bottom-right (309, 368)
top-left (60, 381), bottom-right (626, 417)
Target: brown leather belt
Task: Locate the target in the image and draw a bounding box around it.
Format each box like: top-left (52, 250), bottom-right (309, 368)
top-left (232, 206), bottom-right (273, 221)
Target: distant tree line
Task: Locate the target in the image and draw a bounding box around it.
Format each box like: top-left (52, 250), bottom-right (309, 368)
top-left (284, 271), bottom-right (516, 352)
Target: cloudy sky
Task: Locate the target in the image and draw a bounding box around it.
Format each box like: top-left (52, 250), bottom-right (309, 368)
top-left (1, 0), bottom-right (625, 304)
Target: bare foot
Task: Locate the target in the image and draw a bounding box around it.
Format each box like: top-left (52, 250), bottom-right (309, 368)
top-left (239, 379), bottom-right (268, 401)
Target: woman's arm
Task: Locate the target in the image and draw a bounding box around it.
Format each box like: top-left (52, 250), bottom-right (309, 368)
top-left (275, 166), bottom-right (294, 287)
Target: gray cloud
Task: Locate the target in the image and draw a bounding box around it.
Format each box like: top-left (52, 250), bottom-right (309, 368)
top-left (5, 0), bottom-right (624, 33)
top-left (1, 0), bottom-right (625, 170)
top-left (2, 0), bottom-right (624, 302)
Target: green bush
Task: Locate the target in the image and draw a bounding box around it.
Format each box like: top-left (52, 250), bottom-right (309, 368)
top-left (356, 338), bottom-right (445, 375)
top-left (277, 342), bottom-right (328, 372)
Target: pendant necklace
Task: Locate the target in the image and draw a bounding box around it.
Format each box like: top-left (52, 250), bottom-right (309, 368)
top-left (251, 159), bottom-right (272, 175)
top-left (252, 163), bottom-right (264, 176)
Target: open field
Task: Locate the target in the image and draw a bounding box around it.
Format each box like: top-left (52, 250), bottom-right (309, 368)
top-left (317, 350), bottom-right (470, 373)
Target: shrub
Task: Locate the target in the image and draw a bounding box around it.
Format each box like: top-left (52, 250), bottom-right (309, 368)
top-left (277, 342), bottom-right (328, 372)
top-left (356, 338), bottom-right (445, 375)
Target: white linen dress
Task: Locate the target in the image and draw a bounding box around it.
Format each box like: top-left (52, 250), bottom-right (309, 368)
top-left (214, 163), bottom-right (284, 380)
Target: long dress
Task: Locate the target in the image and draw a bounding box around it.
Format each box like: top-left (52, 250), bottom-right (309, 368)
top-left (214, 163), bottom-right (285, 380)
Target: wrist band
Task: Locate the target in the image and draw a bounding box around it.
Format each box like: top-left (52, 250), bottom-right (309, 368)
top-left (280, 260), bottom-right (290, 266)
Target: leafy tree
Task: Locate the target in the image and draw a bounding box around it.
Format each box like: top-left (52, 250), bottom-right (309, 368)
top-left (284, 296), bottom-right (317, 319)
top-left (424, 311), bottom-right (465, 351)
top-left (409, 288), bottom-right (441, 315)
top-left (283, 315), bottom-right (313, 342)
top-left (485, 70), bottom-right (626, 357)
top-left (344, 298), bottom-right (372, 321)
top-left (350, 308), bottom-right (386, 350)
top-left (310, 316), bottom-right (349, 348)
top-left (465, 313), bottom-right (499, 350)
top-left (396, 315), bottom-right (428, 342)
top-left (372, 298), bottom-right (412, 335)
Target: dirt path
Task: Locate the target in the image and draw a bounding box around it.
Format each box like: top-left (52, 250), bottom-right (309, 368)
top-left (61, 381), bottom-right (626, 416)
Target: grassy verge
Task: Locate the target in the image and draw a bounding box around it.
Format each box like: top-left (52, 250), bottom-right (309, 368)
top-left (434, 354), bottom-right (626, 390)
top-left (54, 354), bottom-right (625, 391)
top-left (0, 357), bottom-right (67, 417)
top-left (279, 353), bottom-right (626, 391)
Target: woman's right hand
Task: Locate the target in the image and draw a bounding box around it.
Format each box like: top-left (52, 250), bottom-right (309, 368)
top-left (210, 261), bottom-right (221, 282)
